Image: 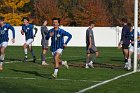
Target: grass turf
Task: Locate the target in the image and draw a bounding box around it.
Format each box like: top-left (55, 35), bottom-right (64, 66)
top-left (0, 46), bottom-right (139, 93)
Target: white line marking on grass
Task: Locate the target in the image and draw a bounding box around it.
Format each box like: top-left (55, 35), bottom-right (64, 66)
top-left (0, 77), bottom-right (37, 80)
top-left (23, 78), bottom-right (37, 80)
top-left (0, 76), bottom-right (103, 83)
top-left (4, 56), bottom-right (83, 64)
top-left (76, 71), bottom-right (136, 93)
top-left (56, 79), bottom-right (103, 83)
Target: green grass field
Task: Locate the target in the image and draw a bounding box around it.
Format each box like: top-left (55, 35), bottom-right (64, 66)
top-left (0, 46), bottom-right (140, 93)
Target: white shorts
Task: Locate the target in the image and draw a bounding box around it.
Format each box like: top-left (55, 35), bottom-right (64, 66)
top-left (52, 48), bottom-right (63, 56)
top-left (25, 39), bottom-right (34, 46)
top-left (0, 42), bottom-right (8, 48)
top-left (129, 45), bottom-right (140, 54)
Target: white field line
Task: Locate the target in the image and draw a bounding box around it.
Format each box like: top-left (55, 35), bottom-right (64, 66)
top-left (4, 56), bottom-right (83, 64)
top-left (55, 79), bottom-right (103, 83)
top-left (0, 76), bottom-right (102, 83)
top-left (0, 77), bottom-right (37, 80)
top-left (75, 71), bottom-right (136, 93)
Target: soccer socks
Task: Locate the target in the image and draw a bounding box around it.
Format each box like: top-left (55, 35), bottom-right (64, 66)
top-left (54, 68), bottom-right (59, 75)
top-left (0, 54), bottom-right (4, 70)
top-left (62, 61), bottom-right (66, 65)
top-left (90, 54), bottom-right (96, 63)
top-left (127, 58), bottom-right (132, 70)
top-left (0, 54), bottom-right (5, 62)
top-left (24, 48), bottom-right (28, 58)
top-left (0, 54), bottom-right (5, 61)
top-left (30, 49), bottom-right (35, 58)
top-left (41, 53), bottom-right (46, 62)
top-left (125, 58), bottom-right (128, 63)
top-left (86, 55), bottom-right (90, 64)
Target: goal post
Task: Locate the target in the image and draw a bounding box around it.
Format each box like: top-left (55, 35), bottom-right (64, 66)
top-left (134, 0), bottom-right (138, 72)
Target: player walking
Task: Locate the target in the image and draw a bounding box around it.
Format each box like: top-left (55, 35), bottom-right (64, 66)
top-left (41, 19), bottom-right (49, 65)
top-left (118, 18), bottom-right (130, 68)
top-left (85, 21), bottom-right (99, 68)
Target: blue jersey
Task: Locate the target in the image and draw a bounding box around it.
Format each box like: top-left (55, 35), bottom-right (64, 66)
top-left (0, 23), bottom-right (15, 43)
top-left (22, 24), bottom-right (34, 40)
top-left (120, 24), bottom-right (130, 45)
top-left (130, 29), bottom-right (140, 47)
top-left (46, 28), bottom-right (72, 52)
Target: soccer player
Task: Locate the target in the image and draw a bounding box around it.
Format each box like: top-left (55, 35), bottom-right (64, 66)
top-left (46, 17), bottom-right (72, 78)
top-left (41, 19), bottom-right (49, 65)
top-left (127, 23), bottom-right (140, 70)
top-left (118, 18), bottom-right (130, 68)
top-left (85, 21), bottom-right (99, 68)
top-left (0, 16), bottom-right (15, 70)
top-left (21, 17), bottom-right (36, 62)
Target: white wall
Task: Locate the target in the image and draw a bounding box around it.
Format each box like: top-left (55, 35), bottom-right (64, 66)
top-left (8, 26), bottom-right (123, 47)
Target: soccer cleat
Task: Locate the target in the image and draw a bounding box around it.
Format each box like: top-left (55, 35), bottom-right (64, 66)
top-left (127, 61), bottom-right (132, 70)
top-left (42, 62), bottom-right (49, 66)
top-left (33, 56), bottom-right (36, 63)
top-left (52, 74), bottom-right (57, 79)
top-left (127, 66), bottom-right (131, 70)
top-left (85, 65), bottom-right (89, 68)
top-left (62, 61), bottom-right (69, 69)
top-left (23, 57), bottom-right (28, 62)
top-left (124, 62), bottom-right (128, 68)
top-left (88, 61), bottom-right (94, 68)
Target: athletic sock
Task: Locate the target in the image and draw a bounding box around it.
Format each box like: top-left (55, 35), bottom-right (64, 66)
top-left (62, 61), bottom-right (65, 65)
top-left (125, 58), bottom-right (128, 63)
top-left (0, 54), bottom-right (5, 61)
top-left (54, 68), bottom-right (58, 75)
top-left (31, 50), bottom-right (35, 58)
top-left (41, 53), bottom-right (46, 61)
top-left (91, 54), bottom-right (96, 63)
top-left (128, 58), bottom-right (131, 67)
top-left (25, 54), bottom-right (27, 58)
top-left (86, 56), bottom-right (90, 64)
top-left (24, 48), bottom-right (27, 58)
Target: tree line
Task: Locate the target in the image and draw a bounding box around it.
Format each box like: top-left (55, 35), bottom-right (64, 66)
top-left (0, 0), bottom-right (134, 26)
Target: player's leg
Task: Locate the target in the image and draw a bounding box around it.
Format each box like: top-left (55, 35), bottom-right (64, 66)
top-left (86, 46), bottom-right (90, 68)
top-left (0, 42), bottom-right (8, 70)
top-left (28, 45), bottom-right (36, 62)
top-left (137, 48), bottom-right (140, 69)
top-left (26, 39), bottom-right (36, 62)
top-left (86, 48), bottom-right (94, 68)
top-left (23, 43), bottom-right (28, 62)
top-left (122, 44), bottom-right (129, 68)
top-left (52, 49), bottom-right (68, 78)
top-left (127, 46), bottom-right (133, 70)
top-left (41, 46), bottom-right (49, 65)
top-left (55, 49), bottom-right (68, 69)
top-left (52, 52), bottom-right (61, 78)
top-left (0, 45), bottom-right (2, 70)
top-left (86, 53), bottom-right (90, 68)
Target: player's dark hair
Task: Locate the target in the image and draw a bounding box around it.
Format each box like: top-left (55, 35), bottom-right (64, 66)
top-left (0, 16), bottom-right (5, 21)
top-left (121, 18), bottom-right (127, 23)
top-left (22, 17), bottom-right (29, 21)
top-left (89, 21), bottom-right (95, 25)
top-left (52, 17), bottom-right (60, 24)
top-left (127, 23), bottom-right (132, 31)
